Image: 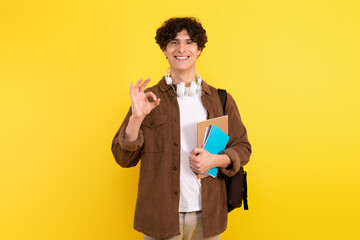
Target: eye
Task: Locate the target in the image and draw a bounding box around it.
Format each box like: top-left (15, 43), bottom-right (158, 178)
top-left (187, 41), bottom-right (193, 44)
top-left (170, 41), bottom-right (177, 45)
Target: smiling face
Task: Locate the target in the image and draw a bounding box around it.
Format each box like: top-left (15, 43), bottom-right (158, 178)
top-left (162, 29), bottom-right (202, 72)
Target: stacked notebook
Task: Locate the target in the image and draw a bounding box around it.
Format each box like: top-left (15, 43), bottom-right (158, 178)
top-left (197, 115), bottom-right (230, 178)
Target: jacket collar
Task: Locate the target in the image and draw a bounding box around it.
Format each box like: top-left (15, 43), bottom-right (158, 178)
top-left (158, 76), bottom-right (212, 95)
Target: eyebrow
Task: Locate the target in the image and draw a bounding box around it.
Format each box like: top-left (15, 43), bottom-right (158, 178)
top-left (171, 38), bottom-right (193, 41)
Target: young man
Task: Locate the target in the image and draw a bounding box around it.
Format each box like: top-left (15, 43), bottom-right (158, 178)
top-left (111, 17), bottom-right (251, 240)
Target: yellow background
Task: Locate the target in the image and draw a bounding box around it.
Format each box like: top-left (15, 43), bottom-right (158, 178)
top-left (1, 0), bottom-right (359, 239)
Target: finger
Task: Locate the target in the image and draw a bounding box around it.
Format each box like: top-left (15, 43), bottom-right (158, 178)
top-left (149, 98), bottom-right (161, 109)
top-left (191, 164), bottom-right (201, 173)
top-left (189, 155), bottom-right (201, 165)
top-left (189, 161), bottom-right (198, 172)
top-left (129, 82), bottom-right (134, 94)
top-left (145, 91), bottom-right (157, 101)
top-left (134, 78), bottom-right (144, 92)
top-left (190, 150), bottom-right (197, 157)
top-left (139, 78), bottom-right (151, 92)
top-left (129, 82), bottom-right (135, 100)
top-left (190, 148), bottom-right (201, 155)
top-left (154, 98), bottom-right (161, 106)
top-left (189, 164), bottom-right (196, 173)
top-left (191, 148), bottom-right (204, 155)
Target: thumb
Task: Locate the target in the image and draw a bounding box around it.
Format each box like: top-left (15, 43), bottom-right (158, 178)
top-left (150, 98), bottom-right (161, 109)
top-left (191, 148), bottom-right (204, 155)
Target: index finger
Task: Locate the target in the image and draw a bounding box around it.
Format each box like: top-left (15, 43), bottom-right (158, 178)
top-left (139, 78), bottom-right (151, 92)
top-left (191, 148), bottom-right (204, 155)
top-left (134, 78), bottom-right (144, 91)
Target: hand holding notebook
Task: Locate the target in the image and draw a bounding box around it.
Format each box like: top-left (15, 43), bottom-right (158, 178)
top-left (197, 115), bottom-right (230, 178)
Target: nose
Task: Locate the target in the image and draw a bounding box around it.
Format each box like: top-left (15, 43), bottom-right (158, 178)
top-left (177, 41), bottom-right (186, 52)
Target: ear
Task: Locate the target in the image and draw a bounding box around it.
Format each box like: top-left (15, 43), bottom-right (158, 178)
top-left (162, 47), bottom-right (168, 56)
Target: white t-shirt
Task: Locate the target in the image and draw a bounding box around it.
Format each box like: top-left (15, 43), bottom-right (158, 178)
top-left (177, 87), bottom-right (207, 212)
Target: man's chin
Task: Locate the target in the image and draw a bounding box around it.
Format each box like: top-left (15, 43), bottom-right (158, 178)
top-left (169, 65), bottom-right (196, 72)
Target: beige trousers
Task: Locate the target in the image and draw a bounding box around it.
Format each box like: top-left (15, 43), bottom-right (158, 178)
top-left (143, 211), bottom-right (221, 240)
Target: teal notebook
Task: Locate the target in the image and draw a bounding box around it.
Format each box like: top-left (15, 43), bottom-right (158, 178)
top-left (203, 124), bottom-right (230, 178)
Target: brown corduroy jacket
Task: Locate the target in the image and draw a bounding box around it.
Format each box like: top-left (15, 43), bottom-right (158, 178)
top-left (111, 77), bottom-right (251, 238)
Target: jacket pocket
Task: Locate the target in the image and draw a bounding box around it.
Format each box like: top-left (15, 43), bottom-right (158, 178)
top-left (140, 115), bottom-right (166, 153)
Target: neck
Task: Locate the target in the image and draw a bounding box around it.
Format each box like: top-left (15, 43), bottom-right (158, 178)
top-left (169, 67), bottom-right (198, 87)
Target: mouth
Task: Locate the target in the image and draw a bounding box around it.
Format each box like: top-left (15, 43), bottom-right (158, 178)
top-left (174, 56), bottom-right (190, 60)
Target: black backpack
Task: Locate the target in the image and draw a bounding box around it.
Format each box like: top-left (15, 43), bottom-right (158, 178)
top-left (218, 89), bottom-right (249, 212)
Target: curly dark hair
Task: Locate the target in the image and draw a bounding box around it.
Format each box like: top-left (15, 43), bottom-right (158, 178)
top-left (155, 17), bottom-right (208, 52)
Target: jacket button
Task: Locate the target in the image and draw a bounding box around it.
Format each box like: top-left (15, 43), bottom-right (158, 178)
top-left (174, 191), bottom-right (178, 195)
top-left (173, 166), bottom-right (177, 171)
top-left (174, 142), bottom-right (178, 147)
top-left (149, 121), bottom-right (153, 126)
top-left (174, 117), bottom-right (179, 122)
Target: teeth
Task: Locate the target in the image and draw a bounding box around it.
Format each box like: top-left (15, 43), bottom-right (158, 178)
top-left (176, 56), bottom-right (188, 60)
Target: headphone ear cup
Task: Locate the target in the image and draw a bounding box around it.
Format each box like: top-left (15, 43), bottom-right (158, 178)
top-left (197, 76), bottom-right (202, 88)
top-left (177, 82), bottom-right (185, 97)
top-left (189, 81), bottom-right (197, 96)
top-left (165, 75), bottom-right (172, 85)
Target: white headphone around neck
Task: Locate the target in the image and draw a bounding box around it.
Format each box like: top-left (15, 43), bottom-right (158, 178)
top-left (164, 68), bottom-right (202, 97)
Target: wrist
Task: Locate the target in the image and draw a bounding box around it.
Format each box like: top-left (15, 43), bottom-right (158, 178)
top-left (129, 114), bottom-right (145, 124)
top-left (124, 115), bottom-right (145, 142)
top-left (214, 154), bottom-right (231, 168)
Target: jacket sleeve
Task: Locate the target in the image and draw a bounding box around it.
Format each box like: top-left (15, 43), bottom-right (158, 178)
top-left (111, 107), bottom-right (144, 168)
top-left (219, 92), bottom-right (252, 177)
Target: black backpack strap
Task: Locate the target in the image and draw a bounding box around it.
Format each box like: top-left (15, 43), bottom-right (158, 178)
top-left (218, 89), bottom-right (227, 116)
top-left (243, 171), bottom-right (248, 210)
top-left (218, 88), bottom-right (249, 211)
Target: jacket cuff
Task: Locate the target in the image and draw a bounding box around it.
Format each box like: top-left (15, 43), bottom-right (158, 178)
top-left (118, 127), bottom-right (144, 151)
top-left (219, 148), bottom-right (240, 177)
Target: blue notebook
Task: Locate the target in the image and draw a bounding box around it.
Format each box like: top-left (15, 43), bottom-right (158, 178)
top-left (203, 124), bottom-right (230, 178)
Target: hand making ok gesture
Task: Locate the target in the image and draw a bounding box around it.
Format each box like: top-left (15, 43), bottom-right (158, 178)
top-left (129, 78), bottom-right (161, 119)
